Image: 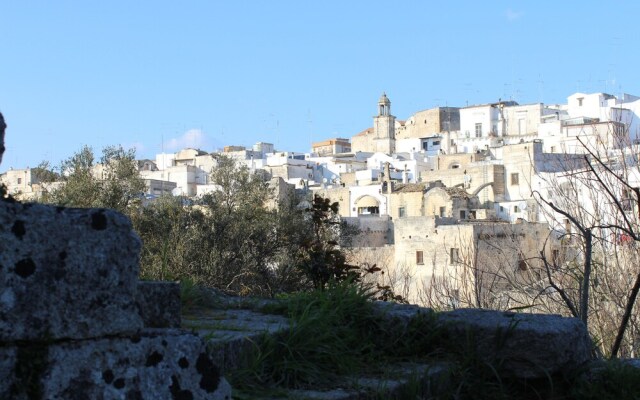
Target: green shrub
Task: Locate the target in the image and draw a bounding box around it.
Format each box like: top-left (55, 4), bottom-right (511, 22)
top-left (570, 360), bottom-right (640, 400)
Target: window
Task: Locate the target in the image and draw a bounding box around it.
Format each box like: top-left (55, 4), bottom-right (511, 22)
top-left (469, 210), bottom-right (477, 219)
top-left (460, 210), bottom-right (467, 219)
top-left (432, 140), bottom-right (440, 146)
top-left (416, 251), bottom-right (424, 265)
top-left (510, 173), bottom-right (519, 185)
top-left (398, 207), bottom-right (406, 218)
top-left (514, 205), bottom-right (520, 213)
top-left (450, 248), bottom-right (460, 265)
top-left (475, 123), bottom-right (483, 137)
top-left (357, 206), bottom-right (379, 216)
top-left (577, 97), bottom-right (584, 107)
top-left (518, 119), bottom-right (525, 135)
top-left (439, 206), bottom-right (446, 217)
top-left (17, 178), bottom-right (22, 184)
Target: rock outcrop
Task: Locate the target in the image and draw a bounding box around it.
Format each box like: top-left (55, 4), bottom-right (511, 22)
top-left (373, 302), bottom-right (592, 379)
top-left (0, 200), bottom-right (231, 399)
top-left (0, 111), bottom-right (5, 165)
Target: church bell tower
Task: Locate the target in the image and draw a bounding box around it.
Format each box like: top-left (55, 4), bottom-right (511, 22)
top-left (373, 93), bottom-right (396, 154)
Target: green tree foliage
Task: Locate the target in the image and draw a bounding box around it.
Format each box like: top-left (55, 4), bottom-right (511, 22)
top-left (133, 155), bottom-right (312, 296)
top-left (39, 145), bottom-right (145, 214)
top-left (295, 195), bottom-right (360, 289)
top-left (38, 148), bottom-right (393, 298)
top-left (133, 155), bottom-right (383, 296)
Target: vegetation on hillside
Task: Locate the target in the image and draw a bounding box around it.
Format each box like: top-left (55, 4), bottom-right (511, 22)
top-left (35, 146), bottom-right (393, 299)
top-left (230, 282), bottom-right (640, 399)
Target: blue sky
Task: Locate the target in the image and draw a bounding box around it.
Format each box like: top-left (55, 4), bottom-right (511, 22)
top-left (1, 1), bottom-right (639, 171)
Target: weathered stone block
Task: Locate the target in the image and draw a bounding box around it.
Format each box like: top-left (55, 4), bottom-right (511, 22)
top-left (438, 308), bottom-right (592, 379)
top-left (0, 202), bottom-right (143, 341)
top-left (137, 281), bottom-right (181, 328)
top-left (1, 329), bottom-right (231, 400)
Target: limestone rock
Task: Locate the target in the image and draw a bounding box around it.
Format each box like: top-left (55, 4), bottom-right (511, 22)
top-left (137, 281), bottom-right (181, 328)
top-left (0, 201), bottom-right (143, 341)
top-left (0, 112), bottom-right (5, 166)
top-left (1, 329), bottom-right (231, 400)
top-left (438, 308), bottom-right (592, 379)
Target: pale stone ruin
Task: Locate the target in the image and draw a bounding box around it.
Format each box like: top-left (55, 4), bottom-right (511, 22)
top-left (0, 150), bottom-right (231, 399)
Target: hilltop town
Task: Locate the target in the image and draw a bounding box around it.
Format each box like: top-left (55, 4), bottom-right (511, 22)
top-left (3, 91), bottom-right (640, 308)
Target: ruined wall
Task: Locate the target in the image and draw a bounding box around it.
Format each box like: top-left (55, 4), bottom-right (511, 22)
top-left (343, 215), bottom-right (393, 247)
top-left (0, 200), bottom-right (230, 399)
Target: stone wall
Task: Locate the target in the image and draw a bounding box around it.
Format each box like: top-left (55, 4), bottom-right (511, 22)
top-left (0, 199), bottom-right (230, 399)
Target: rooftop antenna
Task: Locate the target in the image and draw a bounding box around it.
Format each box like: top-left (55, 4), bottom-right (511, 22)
top-left (464, 82), bottom-right (472, 107)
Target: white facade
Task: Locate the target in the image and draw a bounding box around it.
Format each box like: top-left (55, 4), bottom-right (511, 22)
top-left (349, 184), bottom-right (388, 217)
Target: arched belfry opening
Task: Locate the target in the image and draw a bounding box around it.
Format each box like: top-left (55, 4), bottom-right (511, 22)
top-left (378, 92), bottom-right (391, 116)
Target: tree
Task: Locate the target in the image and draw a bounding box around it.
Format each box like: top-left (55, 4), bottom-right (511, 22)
top-left (530, 135), bottom-right (640, 357)
top-left (40, 145), bottom-right (145, 214)
top-left (294, 195), bottom-right (359, 289)
top-left (133, 154), bottom-right (313, 297)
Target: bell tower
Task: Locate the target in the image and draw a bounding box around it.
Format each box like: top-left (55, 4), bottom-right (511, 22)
top-left (373, 93), bottom-right (396, 154)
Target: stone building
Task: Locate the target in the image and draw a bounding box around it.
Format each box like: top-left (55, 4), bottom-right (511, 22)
top-left (395, 106), bottom-right (460, 155)
top-left (392, 216), bottom-right (555, 306)
top-left (0, 167), bottom-right (45, 200)
top-left (311, 138), bottom-right (351, 156)
top-left (422, 186), bottom-right (483, 220)
top-left (352, 93), bottom-right (399, 154)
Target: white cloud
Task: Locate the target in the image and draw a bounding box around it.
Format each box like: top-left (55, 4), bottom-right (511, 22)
top-left (505, 8), bottom-right (524, 22)
top-left (165, 129), bottom-right (210, 151)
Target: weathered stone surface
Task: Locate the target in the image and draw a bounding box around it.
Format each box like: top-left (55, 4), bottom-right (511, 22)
top-left (624, 359), bottom-right (640, 369)
top-left (0, 112), bottom-right (5, 166)
top-left (0, 201), bottom-right (143, 341)
top-left (137, 281), bottom-right (181, 328)
top-left (238, 362), bottom-right (451, 400)
top-left (438, 308), bottom-right (592, 378)
top-left (373, 301), bottom-right (433, 327)
top-left (1, 329), bottom-right (231, 400)
top-left (187, 308), bottom-right (289, 373)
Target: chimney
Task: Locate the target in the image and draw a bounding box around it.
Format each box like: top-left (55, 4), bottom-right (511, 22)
top-left (384, 162), bottom-right (393, 194)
